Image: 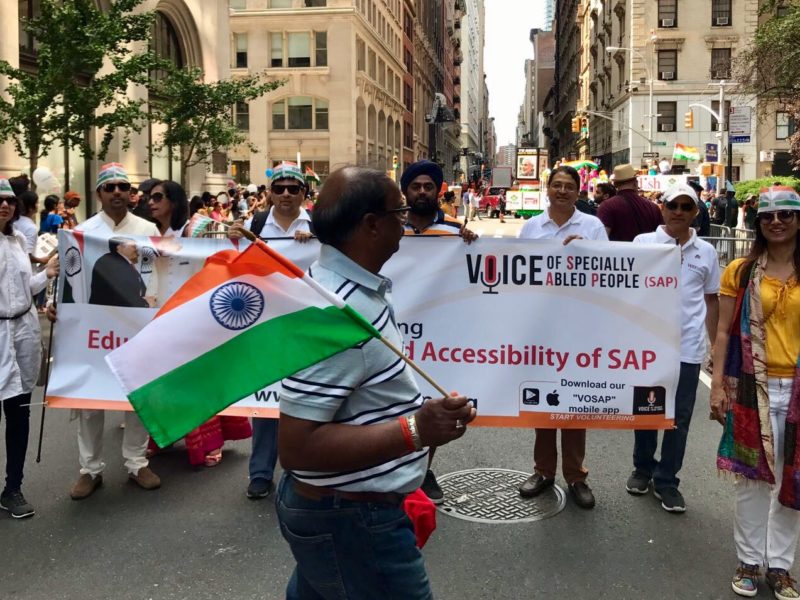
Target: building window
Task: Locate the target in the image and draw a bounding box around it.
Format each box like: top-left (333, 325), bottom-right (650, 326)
top-left (711, 100), bottom-right (731, 131)
top-left (404, 83), bottom-right (413, 112)
top-left (230, 0), bottom-right (246, 8)
top-left (356, 38), bottom-right (366, 71)
top-left (657, 101), bottom-right (677, 131)
top-left (270, 31), bottom-right (327, 68)
top-left (270, 0), bottom-right (291, 7)
top-left (305, 0), bottom-right (326, 6)
top-left (657, 50), bottom-right (677, 80)
top-left (777, 2), bottom-right (790, 16)
top-left (272, 97), bottom-right (329, 130)
top-left (368, 49), bottom-right (376, 79)
top-left (776, 112), bottom-right (795, 140)
top-left (657, 0), bottom-right (677, 27)
top-left (404, 49), bottom-right (413, 74)
top-left (378, 58), bottom-right (385, 87)
top-left (315, 32), bottom-right (327, 67)
top-left (712, 0), bottom-right (732, 26)
top-left (234, 33), bottom-right (248, 68)
top-left (288, 32), bottom-right (311, 67)
top-left (710, 48), bottom-right (731, 79)
top-left (234, 102), bottom-right (250, 130)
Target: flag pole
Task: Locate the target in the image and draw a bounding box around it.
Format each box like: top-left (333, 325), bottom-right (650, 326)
top-left (36, 277), bottom-right (57, 463)
top-left (238, 230), bottom-right (451, 398)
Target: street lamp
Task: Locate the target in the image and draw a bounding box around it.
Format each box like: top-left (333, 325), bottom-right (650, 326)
top-left (607, 45), bottom-right (654, 155)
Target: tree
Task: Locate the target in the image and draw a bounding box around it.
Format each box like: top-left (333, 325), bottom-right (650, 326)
top-left (149, 67), bottom-right (283, 190)
top-left (734, 1), bottom-right (800, 168)
top-left (0, 0), bottom-right (157, 182)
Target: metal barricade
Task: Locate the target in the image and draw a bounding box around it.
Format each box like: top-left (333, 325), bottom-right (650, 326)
top-left (709, 224), bottom-right (732, 238)
top-left (733, 227), bottom-right (756, 242)
top-left (701, 236), bottom-right (753, 267)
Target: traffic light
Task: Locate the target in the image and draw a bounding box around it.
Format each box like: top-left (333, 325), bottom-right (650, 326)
top-left (684, 110), bottom-right (694, 129)
top-left (581, 118), bottom-right (588, 133)
top-left (571, 117), bottom-right (581, 133)
top-left (392, 155), bottom-right (398, 170)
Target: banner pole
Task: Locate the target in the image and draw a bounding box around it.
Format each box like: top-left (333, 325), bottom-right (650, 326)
top-left (377, 335), bottom-right (450, 398)
top-left (36, 277), bottom-right (57, 463)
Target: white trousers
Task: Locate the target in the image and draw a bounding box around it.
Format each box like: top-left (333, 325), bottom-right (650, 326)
top-left (734, 377), bottom-right (800, 570)
top-left (77, 409), bottom-right (149, 476)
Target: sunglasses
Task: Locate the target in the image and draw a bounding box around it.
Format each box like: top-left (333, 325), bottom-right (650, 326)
top-left (0, 197), bottom-right (18, 205)
top-left (758, 210), bottom-right (797, 225)
top-left (271, 184), bottom-right (302, 195)
top-left (101, 182), bottom-right (132, 193)
top-left (664, 200), bottom-right (696, 212)
top-left (149, 192), bottom-right (165, 202)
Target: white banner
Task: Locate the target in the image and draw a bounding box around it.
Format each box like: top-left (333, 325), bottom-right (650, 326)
top-left (49, 232), bottom-right (681, 429)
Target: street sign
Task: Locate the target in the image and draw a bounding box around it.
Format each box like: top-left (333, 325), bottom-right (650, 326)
top-left (729, 106), bottom-right (752, 136)
top-left (729, 135), bottom-right (751, 144)
top-left (653, 141), bottom-right (667, 146)
top-left (705, 143), bottom-right (718, 162)
top-left (642, 152), bottom-right (659, 158)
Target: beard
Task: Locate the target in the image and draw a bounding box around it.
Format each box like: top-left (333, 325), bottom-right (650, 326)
top-left (409, 197), bottom-right (438, 216)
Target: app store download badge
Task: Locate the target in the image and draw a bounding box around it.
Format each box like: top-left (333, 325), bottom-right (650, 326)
top-left (632, 386), bottom-right (666, 415)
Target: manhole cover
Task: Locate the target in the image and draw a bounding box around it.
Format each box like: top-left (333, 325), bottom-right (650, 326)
top-left (436, 468), bottom-right (566, 524)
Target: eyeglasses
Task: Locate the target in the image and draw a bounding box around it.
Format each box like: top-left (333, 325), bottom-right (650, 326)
top-left (377, 205), bottom-right (411, 222)
top-left (149, 192), bottom-right (165, 203)
top-left (271, 184), bottom-right (302, 195)
top-left (758, 210), bottom-right (797, 225)
top-left (664, 200), bottom-right (696, 212)
top-left (408, 182), bottom-right (436, 192)
top-left (101, 182), bottom-right (132, 193)
top-left (549, 182), bottom-right (578, 192)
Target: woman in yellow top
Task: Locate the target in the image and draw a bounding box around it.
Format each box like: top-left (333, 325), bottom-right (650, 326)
top-left (710, 185), bottom-right (800, 599)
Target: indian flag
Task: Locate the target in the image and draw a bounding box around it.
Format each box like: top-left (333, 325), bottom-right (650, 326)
top-left (105, 241), bottom-right (380, 447)
top-left (672, 143), bottom-right (701, 162)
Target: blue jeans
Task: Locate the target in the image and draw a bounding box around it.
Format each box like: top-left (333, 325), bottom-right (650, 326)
top-left (633, 362), bottom-right (701, 492)
top-left (276, 474), bottom-right (433, 600)
top-left (248, 417), bottom-right (278, 482)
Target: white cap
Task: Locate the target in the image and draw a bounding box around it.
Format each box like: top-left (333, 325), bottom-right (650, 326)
top-left (246, 183), bottom-right (258, 194)
top-left (662, 184), bottom-right (699, 205)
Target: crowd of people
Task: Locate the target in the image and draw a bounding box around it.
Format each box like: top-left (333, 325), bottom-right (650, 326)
top-left (0, 157), bottom-right (799, 599)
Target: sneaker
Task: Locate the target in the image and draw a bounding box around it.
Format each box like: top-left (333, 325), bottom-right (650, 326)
top-left (653, 487), bottom-right (686, 513)
top-left (733, 563), bottom-right (761, 597)
top-left (246, 478), bottom-right (274, 499)
top-left (70, 473), bottom-right (103, 500)
top-left (421, 470), bottom-right (444, 505)
top-left (767, 568), bottom-right (800, 600)
top-left (625, 470), bottom-right (650, 495)
top-left (129, 467), bottom-right (161, 490)
top-left (0, 490), bottom-right (35, 519)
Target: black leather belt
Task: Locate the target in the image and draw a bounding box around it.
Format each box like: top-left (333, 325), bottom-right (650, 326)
top-left (0, 304), bottom-right (33, 320)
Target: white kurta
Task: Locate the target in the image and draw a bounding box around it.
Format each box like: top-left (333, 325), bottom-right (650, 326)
top-left (0, 231), bottom-right (49, 400)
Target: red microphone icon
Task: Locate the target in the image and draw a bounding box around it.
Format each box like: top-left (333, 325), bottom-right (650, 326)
top-left (480, 254), bottom-right (500, 294)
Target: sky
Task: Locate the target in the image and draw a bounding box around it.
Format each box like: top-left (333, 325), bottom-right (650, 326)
top-left (484, 0), bottom-right (548, 148)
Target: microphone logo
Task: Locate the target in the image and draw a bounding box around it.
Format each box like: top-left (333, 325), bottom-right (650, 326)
top-left (480, 254), bottom-right (500, 294)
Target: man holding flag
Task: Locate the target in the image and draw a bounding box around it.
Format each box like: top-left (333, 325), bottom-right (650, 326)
top-left (276, 166), bottom-right (476, 598)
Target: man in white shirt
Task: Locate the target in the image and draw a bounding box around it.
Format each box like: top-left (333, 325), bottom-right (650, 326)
top-left (228, 162), bottom-right (312, 499)
top-left (517, 165), bottom-right (607, 510)
top-left (627, 184), bottom-right (719, 513)
top-left (69, 163), bottom-right (161, 500)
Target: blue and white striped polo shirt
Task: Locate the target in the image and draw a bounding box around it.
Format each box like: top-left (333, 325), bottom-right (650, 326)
top-left (279, 245), bottom-right (428, 493)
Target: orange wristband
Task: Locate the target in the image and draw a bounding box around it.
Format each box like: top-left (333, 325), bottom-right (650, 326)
top-left (398, 416), bottom-right (415, 453)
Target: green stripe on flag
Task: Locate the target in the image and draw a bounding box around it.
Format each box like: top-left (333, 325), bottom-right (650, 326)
top-left (129, 305), bottom-right (377, 447)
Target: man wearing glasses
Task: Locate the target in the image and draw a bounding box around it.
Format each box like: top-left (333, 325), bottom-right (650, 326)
top-left (627, 184), bottom-right (719, 513)
top-left (229, 162), bottom-right (313, 243)
top-left (69, 163), bottom-right (161, 500)
top-left (228, 163), bottom-right (312, 500)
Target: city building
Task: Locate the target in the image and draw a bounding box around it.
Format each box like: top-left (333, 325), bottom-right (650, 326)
top-left (495, 143), bottom-right (516, 168)
top-left (3, 0), bottom-right (230, 216)
top-left (459, 0), bottom-right (486, 183)
top-left (520, 28), bottom-right (555, 150)
top-left (556, 0), bottom-right (796, 179)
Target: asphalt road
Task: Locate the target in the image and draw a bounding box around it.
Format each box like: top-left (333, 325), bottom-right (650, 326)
top-left (2, 369), bottom-right (749, 600)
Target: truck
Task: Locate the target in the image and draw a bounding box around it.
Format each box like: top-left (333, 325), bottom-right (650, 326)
top-left (478, 166), bottom-right (513, 218)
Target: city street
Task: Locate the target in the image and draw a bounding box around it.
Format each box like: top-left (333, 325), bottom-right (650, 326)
top-left (2, 358), bottom-right (741, 599)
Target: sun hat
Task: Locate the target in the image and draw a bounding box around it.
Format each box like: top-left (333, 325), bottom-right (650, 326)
top-left (757, 185), bottom-right (800, 213)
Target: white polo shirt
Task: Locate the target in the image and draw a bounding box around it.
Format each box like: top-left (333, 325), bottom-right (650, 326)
top-left (244, 207), bottom-right (311, 238)
top-left (518, 207), bottom-right (609, 241)
top-left (634, 226), bottom-right (720, 364)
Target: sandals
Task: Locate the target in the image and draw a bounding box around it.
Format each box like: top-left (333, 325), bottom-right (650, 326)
top-left (204, 449), bottom-right (223, 467)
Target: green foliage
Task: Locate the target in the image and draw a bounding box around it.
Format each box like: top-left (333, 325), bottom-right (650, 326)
top-left (735, 176), bottom-right (800, 199)
top-left (735, 2), bottom-right (800, 166)
top-left (0, 0), bottom-right (158, 172)
top-left (149, 67), bottom-right (283, 181)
